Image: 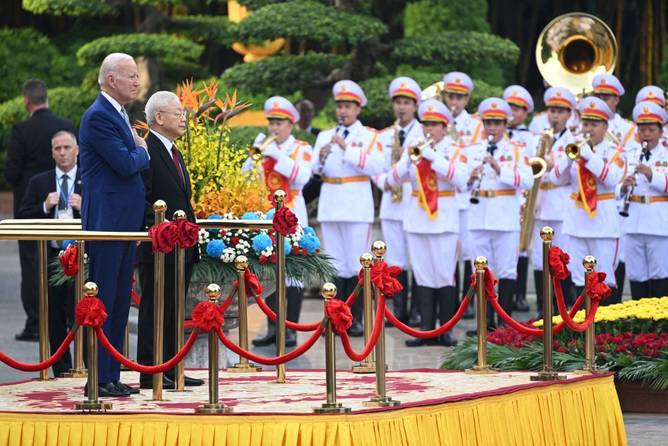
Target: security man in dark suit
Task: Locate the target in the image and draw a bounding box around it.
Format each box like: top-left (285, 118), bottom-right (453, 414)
top-left (17, 130), bottom-right (81, 377)
top-left (136, 91), bottom-right (203, 389)
top-left (5, 79), bottom-right (76, 342)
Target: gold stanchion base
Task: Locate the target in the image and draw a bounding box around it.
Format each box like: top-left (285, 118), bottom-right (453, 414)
top-left (572, 367), bottom-right (604, 375)
top-left (61, 369), bottom-right (88, 378)
top-left (226, 363), bottom-right (263, 373)
top-left (351, 362), bottom-right (376, 374)
top-left (313, 403), bottom-right (351, 414)
top-left (74, 401), bottom-right (112, 412)
top-left (167, 387), bottom-right (192, 393)
top-left (530, 372), bottom-right (567, 381)
top-left (363, 396), bottom-right (400, 408)
top-left (465, 365), bottom-right (497, 375)
top-left (195, 403), bottom-right (232, 414)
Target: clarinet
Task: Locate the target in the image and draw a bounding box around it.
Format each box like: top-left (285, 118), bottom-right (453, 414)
top-left (317, 117), bottom-right (344, 176)
top-left (619, 140), bottom-right (649, 217)
top-left (470, 135), bottom-right (495, 204)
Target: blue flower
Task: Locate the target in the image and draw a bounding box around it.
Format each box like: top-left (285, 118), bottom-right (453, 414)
top-left (303, 226), bottom-right (316, 236)
top-left (252, 232), bottom-right (272, 254)
top-left (241, 211), bottom-right (259, 220)
top-left (285, 238), bottom-right (292, 255)
top-left (265, 209), bottom-right (275, 220)
top-left (206, 239), bottom-right (226, 258)
top-left (206, 214), bottom-right (223, 235)
top-left (298, 234), bottom-right (320, 254)
top-left (62, 240), bottom-right (75, 248)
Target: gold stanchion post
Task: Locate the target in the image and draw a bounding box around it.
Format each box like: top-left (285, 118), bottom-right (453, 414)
top-left (274, 190), bottom-right (287, 383)
top-left (531, 226), bottom-right (565, 381)
top-left (466, 256), bottom-right (496, 374)
top-left (63, 240), bottom-right (87, 378)
top-left (227, 255), bottom-right (262, 372)
top-left (352, 252), bottom-right (376, 374)
top-left (195, 284), bottom-right (232, 414)
top-left (314, 283), bottom-right (351, 414)
top-left (172, 210), bottom-right (188, 391)
top-left (37, 239), bottom-right (50, 381)
top-left (575, 255), bottom-right (598, 374)
top-left (364, 241), bottom-right (399, 407)
top-left (151, 200), bottom-right (167, 400)
top-left (75, 282), bottom-right (112, 412)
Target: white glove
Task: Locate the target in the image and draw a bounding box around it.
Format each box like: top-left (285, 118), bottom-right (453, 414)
top-left (421, 146), bottom-right (437, 161)
top-left (579, 142), bottom-right (594, 161)
top-left (252, 132), bottom-right (266, 148)
top-left (262, 142), bottom-right (281, 160)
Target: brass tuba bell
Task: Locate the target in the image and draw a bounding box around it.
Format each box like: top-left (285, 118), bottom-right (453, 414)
top-left (536, 13), bottom-right (617, 95)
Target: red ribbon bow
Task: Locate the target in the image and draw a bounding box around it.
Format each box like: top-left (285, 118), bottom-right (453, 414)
top-left (233, 269), bottom-right (264, 296)
top-left (586, 272), bottom-right (612, 302)
top-left (548, 246), bottom-right (571, 280)
top-left (59, 244), bottom-right (79, 277)
top-left (470, 267), bottom-right (498, 300)
top-left (175, 219), bottom-right (199, 248)
top-left (191, 301), bottom-right (225, 332)
top-left (149, 220), bottom-right (200, 253)
top-left (358, 261), bottom-right (403, 297)
top-left (75, 297), bottom-right (108, 328)
top-left (272, 207), bottom-right (298, 236)
top-left (325, 299), bottom-right (353, 335)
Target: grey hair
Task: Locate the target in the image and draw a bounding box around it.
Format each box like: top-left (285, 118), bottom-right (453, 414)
top-left (145, 91), bottom-right (180, 126)
top-left (98, 53), bottom-right (135, 86)
top-left (51, 130), bottom-right (78, 146)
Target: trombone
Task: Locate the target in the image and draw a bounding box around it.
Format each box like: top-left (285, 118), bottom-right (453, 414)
top-left (565, 133), bottom-right (592, 160)
top-left (250, 134), bottom-right (277, 162)
top-left (408, 137), bottom-right (434, 163)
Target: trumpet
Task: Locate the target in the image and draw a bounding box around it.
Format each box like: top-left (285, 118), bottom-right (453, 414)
top-left (408, 136), bottom-right (434, 163)
top-left (250, 134), bottom-right (278, 162)
top-left (565, 133), bottom-right (592, 160)
top-left (620, 141), bottom-right (649, 217)
top-left (470, 135), bottom-right (495, 204)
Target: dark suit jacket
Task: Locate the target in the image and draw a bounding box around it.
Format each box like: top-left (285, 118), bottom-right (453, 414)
top-left (79, 94), bottom-right (149, 232)
top-left (137, 131), bottom-right (198, 264)
top-left (4, 108), bottom-right (77, 217)
top-left (17, 169), bottom-right (82, 220)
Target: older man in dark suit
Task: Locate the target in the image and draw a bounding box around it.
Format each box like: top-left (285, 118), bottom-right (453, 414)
top-left (136, 91), bottom-right (202, 389)
top-left (5, 79), bottom-right (76, 342)
top-left (79, 53), bottom-right (150, 397)
top-left (17, 130), bottom-right (82, 377)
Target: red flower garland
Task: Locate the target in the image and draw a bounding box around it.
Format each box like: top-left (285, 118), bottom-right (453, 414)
top-left (75, 298), bottom-right (108, 328)
top-left (175, 219), bottom-right (199, 248)
top-left (58, 244), bottom-right (79, 277)
top-left (191, 301), bottom-right (225, 332)
top-left (586, 272), bottom-right (612, 302)
top-left (325, 299), bottom-right (353, 335)
top-left (470, 267), bottom-right (498, 300)
top-left (233, 269), bottom-right (264, 296)
top-left (148, 221), bottom-right (179, 253)
top-left (272, 207), bottom-right (298, 236)
top-left (548, 246), bottom-right (571, 280)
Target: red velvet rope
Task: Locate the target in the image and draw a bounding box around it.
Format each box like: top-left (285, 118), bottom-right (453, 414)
top-left (217, 324), bottom-right (323, 365)
top-left (0, 328), bottom-right (76, 371)
top-left (385, 291), bottom-right (472, 338)
top-left (338, 295), bottom-right (386, 362)
top-left (96, 327), bottom-right (198, 373)
top-left (553, 276), bottom-right (599, 332)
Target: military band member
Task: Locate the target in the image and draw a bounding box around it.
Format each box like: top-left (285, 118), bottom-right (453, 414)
top-left (374, 77), bottom-right (423, 324)
top-left (592, 74), bottom-right (636, 147)
top-left (245, 96), bottom-right (313, 347)
top-left (504, 85), bottom-right (539, 312)
top-left (529, 86), bottom-right (580, 134)
top-left (635, 85), bottom-right (668, 139)
top-left (618, 101), bottom-right (668, 300)
top-left (548, 97), bottom-right (626, 302)
top-left (312, 80), bottom-right (384, 336)
top-left (387, 99), bottom-right (467, 346)
top-left (467, 98), bottom-right (534, 326)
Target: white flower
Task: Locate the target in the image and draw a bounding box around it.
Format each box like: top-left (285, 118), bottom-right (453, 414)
top-left (221, 247), bottom-right (236, 263)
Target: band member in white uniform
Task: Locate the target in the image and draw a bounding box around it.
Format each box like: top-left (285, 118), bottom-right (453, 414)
top-left (504, 85), bottom-right (539, 313)
top-left (635, 85), bottom-right (668, 141)
top-left (548, 97), bottom-right (626, 303)
top-left (374, 76), bottom-right (423, 324)
top-left (387, 99), bottom-right (467, 346)
top-left (312, 80), bottom-right (384, 336)
top-left (244, 96), bottom-right (313, 347)
top-left (618, 101), bottom-right (668, 300)
top-left (467, 98), bottom-right (534, 327)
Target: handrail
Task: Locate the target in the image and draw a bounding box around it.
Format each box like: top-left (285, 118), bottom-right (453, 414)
top-left (0, 218), bottom-right (273, 231)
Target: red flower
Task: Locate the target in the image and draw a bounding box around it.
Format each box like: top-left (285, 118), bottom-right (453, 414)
top-left (196, 210), bottom-right (205, 218)
top-left (586, 272), bottom-right (612, 302)
top-left (272, 207), bottom-right (298, 236)
top-left (548, 246), bottom-right (571, 280)
top-left (292, 245), bottom-right (300, 255)
top-left (259, 255), bottom-right (268, 265)
top-left (191, 301), bottom-right (225, 332)
top-left (75, 297), bottom-right (108, 328)
top-left (59, 244), bottom-right (79, 276)
top-left (325, 298), bottom-right (353, 335)
top-left (175, 219), bottom-right (199, 248)
top-left (231, 237), bottom-right (240, 246)
top-left (358, 261), bottom-right (403, 297)
top-left (149, 221), bottom-right (179, 253)
top-left (270, 253), bottom-right (277, 263)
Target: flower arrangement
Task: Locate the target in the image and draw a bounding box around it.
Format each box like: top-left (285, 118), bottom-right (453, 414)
top-left (443, 297), bottom-right (668, 390)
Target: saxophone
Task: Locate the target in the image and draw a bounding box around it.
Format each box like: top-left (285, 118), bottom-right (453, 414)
top-left (518, 129), bottom-right (554, 252)
top-left (390, 120), bottom-right (404, 203)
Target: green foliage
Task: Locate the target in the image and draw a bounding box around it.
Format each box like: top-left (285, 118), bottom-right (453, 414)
top-left (403, 0), bottom-right (489, 37)
top-left (237, 0), bottom-right (319, 10)
top-left (0, 28), bottom-right (84, 103)
top-left (617, 359), bottom-right (668, 391)
top-left (221, 53), bottom-right (349, 95)
top-left (76, 33), bottom-right (204, 67)
top-left (171, 15), bottom-right (237, 46)
top-left (235, 1), bottom-right (387, 46)
top-left (22, 0), bottom-right (115, 16)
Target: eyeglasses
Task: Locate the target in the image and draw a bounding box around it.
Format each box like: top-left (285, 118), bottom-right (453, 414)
top-left (159, 109), bottom-right (187, 118)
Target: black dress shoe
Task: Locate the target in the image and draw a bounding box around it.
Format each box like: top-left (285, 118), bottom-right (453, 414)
top-left (140, 375), bottom-right (176, 389)
top-left (114, 381), bottom-right (140, 394)
top-left (405, 337), bottom-right (439, 347)
top-left (285, 330), bottom-right (297, 347)
top-left (439, 333), bottom-right (458, 347)
top-left (86, 382), bottom-right (131, 397)
top-left (348, 320), bottom-right (364, 337)
top-left (14, 329), bottom-right (39, 342)
top-left (166, 373), bottom-right (205, 387)
top-left (252, 328), bottom-right (276, 347)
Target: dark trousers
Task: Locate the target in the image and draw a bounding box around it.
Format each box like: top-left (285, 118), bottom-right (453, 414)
top-left (87, 241), bottom-right (136, 385)
top-left (48, 247), bottom-right (74, 376)
top-left (18, 240), bottom-right (38, 333)
top-left (137, 261), bottom-right (194, 380)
